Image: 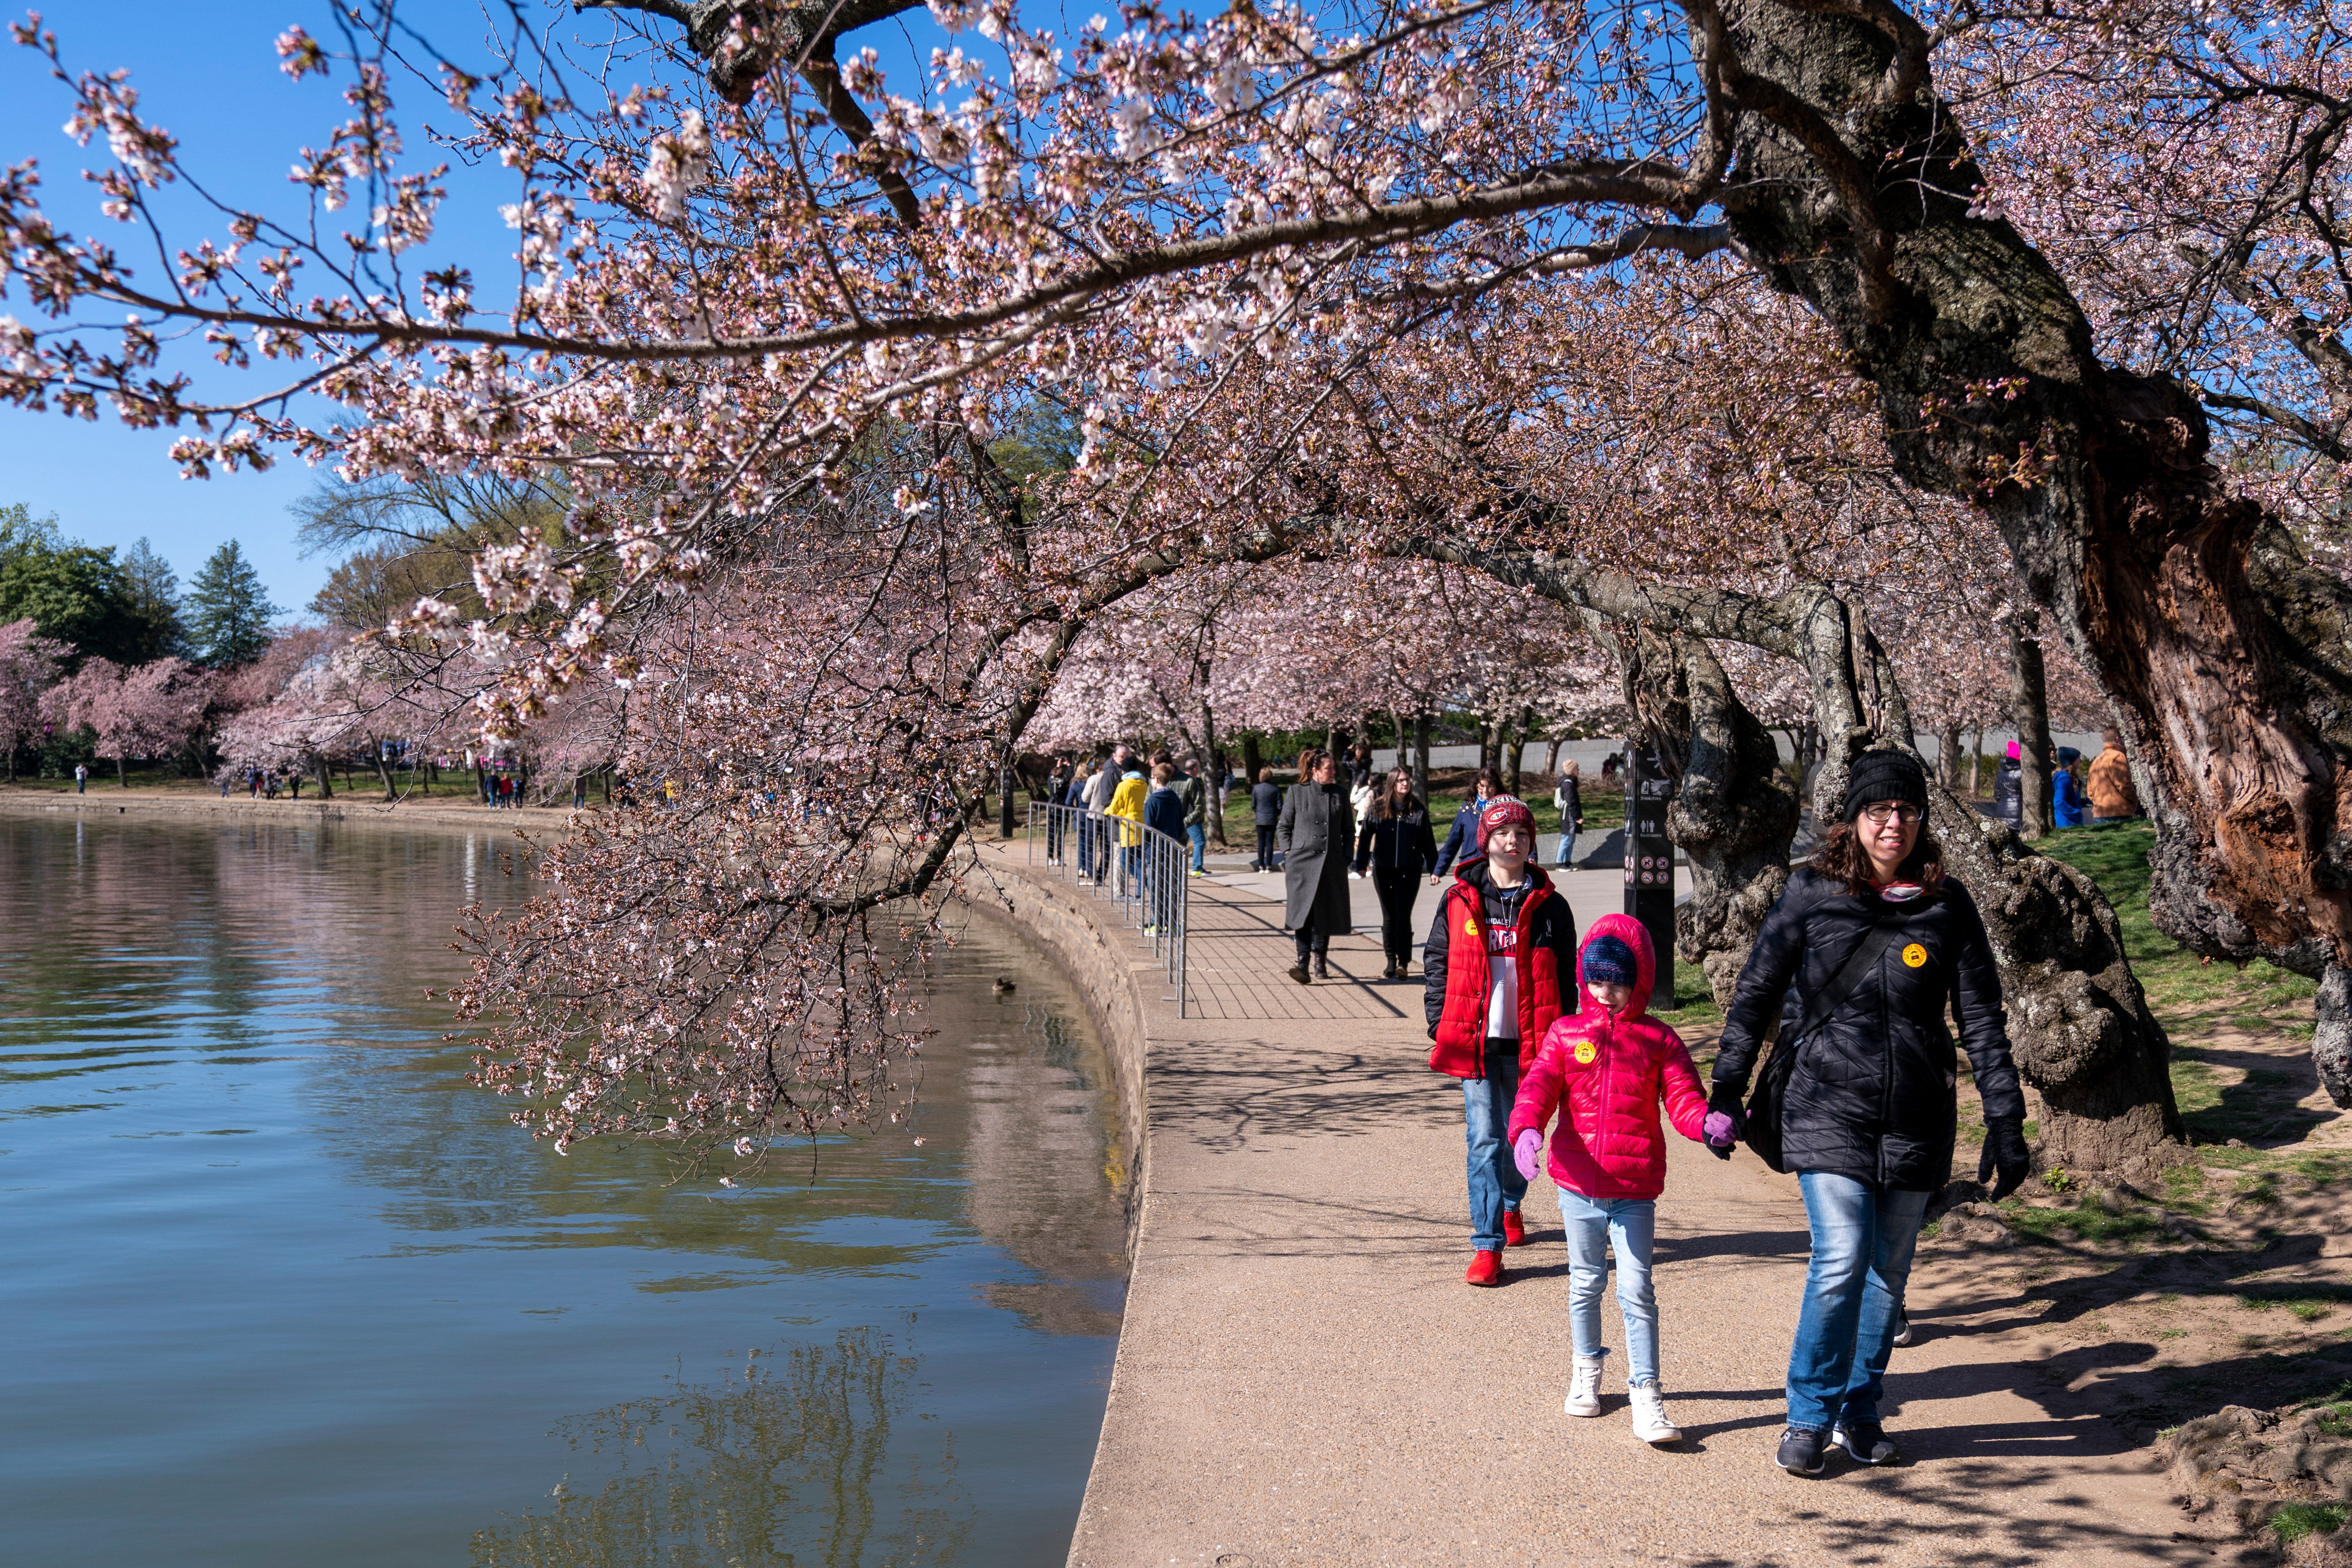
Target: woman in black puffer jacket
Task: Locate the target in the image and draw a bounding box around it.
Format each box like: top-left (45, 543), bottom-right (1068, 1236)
top-left (1707, 750), bottom-right (2030, 1478)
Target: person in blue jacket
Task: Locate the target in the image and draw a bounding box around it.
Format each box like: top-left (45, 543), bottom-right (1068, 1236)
top-left (2051, 747), bottom-right (2087, 829)
top-left (1432, 769), bottom-right (1500, 883)
top-left (1142, 761), bottom-right (1188, 932)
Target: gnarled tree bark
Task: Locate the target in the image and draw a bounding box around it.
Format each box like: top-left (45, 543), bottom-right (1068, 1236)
top-left (1618, 626), bottom-right (1800, 1007)
top-left (1423, 527), bottom-right (2185, 1171)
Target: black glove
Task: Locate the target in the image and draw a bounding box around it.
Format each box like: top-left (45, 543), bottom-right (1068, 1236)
top-left (1977, 1114), bottom-right (2031, 1201)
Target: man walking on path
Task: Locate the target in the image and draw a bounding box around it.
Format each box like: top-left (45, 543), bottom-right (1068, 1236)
top-left (1421, 796), bottom-right (1578, 1286)
top-left (73, 761), bottom-right (85, 794)
top-left (1177, 756), bottom-right (1209, 876)
top-left (1082, 749), bottom-right (1122, 882)
top-left (1552, 762), bottom-right (1584, 868)
top-left (1250, 767), bottom-right (1282, 872)
top-left (2088, 728), bottom-right (2140, 823)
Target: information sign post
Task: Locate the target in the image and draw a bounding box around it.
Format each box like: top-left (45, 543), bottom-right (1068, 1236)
top-left (1623, 742), bottom-right (1677, 1000)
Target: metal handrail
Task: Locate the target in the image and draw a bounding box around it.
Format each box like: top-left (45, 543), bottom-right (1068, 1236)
top-left (1027, 800), bottom-right (1189, 1017)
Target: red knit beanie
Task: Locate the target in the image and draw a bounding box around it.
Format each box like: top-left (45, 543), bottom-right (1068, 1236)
top-left (1477, 796), bottom-right (1536, 851)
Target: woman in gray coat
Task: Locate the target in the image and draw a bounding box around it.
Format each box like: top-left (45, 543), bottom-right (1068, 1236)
top-left (1279, 749), bottom-right (1356, 984)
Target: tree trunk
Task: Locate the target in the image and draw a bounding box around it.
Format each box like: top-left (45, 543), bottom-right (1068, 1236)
top-left (1478, 714), bottom-right (1501, 777)
top-left (1241, 732), bottom-right (1262, 789)
top-left (1502, 705), bottom-right (1531, 797)
top-left (1969, 727), bottom-right (1985, 800)
top-left (1717, 0), bottom-right (2352, 1103)
top-left (115, 753), bottom-right (125, 788)
top-left (1631, 631), bottom-right (1801, 1007)
top-left (2009, 617), bottom-right (2055, 839)
top-left (1202, 699), bottom-right (1228, 848)
top-left (314, 755), bottom-right (333, 799)
top-left (376, 752), bottom-right (398, 802)
top-left (1412, 709), bottom-right (1431, 805)
top-left (1794, 601), bottom-right (2185, 1176)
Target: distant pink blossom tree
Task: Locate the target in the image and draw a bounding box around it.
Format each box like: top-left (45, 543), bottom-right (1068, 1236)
top-left (40, 656), bottom-right (216, 786)
top-left (0, 617), bottom-right (66, 781)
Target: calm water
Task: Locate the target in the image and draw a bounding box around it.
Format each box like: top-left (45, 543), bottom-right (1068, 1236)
top-left (0, 813), bottom-right (1128, 1567)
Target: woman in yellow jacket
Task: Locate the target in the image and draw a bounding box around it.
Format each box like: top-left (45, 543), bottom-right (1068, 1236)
top-left (1108, 761), bottom-right (1150, 889)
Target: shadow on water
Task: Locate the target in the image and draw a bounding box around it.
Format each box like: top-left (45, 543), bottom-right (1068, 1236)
top-left (0, 813), bottom-right (1127, 1568)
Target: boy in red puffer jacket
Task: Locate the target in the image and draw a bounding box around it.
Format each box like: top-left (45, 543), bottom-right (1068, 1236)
top-left (1423, 797), bottom-right (1579, 1288)
top-left (1508, 915), bottom-right (1711, 1447)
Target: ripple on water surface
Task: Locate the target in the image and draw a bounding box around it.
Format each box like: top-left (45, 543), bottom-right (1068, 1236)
top-left (0, 812), bottom-right (1126, 1567)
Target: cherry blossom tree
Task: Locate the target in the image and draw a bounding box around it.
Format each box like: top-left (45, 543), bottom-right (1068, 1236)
top-left (0, 615), bottom-right (65, 780)
top-left (10, 0), bottom-right (2336, 1165)
top-left (39, 655), bottom-right (215, 785)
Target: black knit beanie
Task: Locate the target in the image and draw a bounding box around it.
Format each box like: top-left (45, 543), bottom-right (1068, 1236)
top-left (1842, 750), bottom-right (1928, 823)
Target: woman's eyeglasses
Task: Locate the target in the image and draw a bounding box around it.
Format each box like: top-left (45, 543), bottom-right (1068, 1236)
top-left (1859, 803), bottom-right (1923, 825)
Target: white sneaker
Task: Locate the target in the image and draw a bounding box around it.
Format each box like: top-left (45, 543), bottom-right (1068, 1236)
top-left (1629, 1382), bottom-right (1682, 1445)
top-left (1563, 1355), bottom-right (1605, 1417)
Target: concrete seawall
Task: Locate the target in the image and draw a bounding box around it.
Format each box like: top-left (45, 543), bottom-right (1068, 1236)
top-left (0, 788), bottom-right (576, 836)
top-left (953, 857), bottom-right (1158, 1260)
top-left (968, 841), bottom-right (2208, 1568)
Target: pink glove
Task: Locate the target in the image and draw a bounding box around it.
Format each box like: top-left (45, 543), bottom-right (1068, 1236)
top-left (1703, 1111), bottom-right (1738, 1148)
top-left (1513, 1128), bottom-right (1543, 1181)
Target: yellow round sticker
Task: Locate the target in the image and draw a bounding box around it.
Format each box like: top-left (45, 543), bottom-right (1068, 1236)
top-left (1573, 1041), bottom-right (1598, 1066)
top-left (1902, 943), bottom-right (1929, 969)
top-left (1462, 918), bottom-right (1479, 936)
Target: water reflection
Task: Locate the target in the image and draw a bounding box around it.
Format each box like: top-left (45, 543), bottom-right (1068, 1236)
top-left (474, 1328), bottom-right (973, 1568)
top-left (0, 814), bottom-right (1125, 1567)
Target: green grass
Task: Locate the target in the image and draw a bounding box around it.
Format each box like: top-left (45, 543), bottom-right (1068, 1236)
top-left (1426, 783), bottom-right (1625, 841)
top-left (2040, 824), bottom-right (2318, 1019)
top-left (1999, 1193), bottom-right (2163, 1246)
top-left (2239, 1283), bottom-right (2352, 1315)
top-left (2270, 1503), bottom-right (2348, 1544)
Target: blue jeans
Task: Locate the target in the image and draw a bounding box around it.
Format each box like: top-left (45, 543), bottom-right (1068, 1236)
top-left (1559, 1187), bottom-right (1659, 1387)
top-left (1462, 1041), bottom-right (1527, 1250)
top-left (1788, 1172), bottom-right (1928, 1430)
top-left (1188, 822), bottom-right (1207, 872)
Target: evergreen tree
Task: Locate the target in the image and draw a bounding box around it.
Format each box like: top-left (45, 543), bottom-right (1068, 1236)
top-left (185, 541), bottom-right (282, 667)
top-left (116, 537), bottom-right (186, 662)
top-left (0, 503), bottom-right (149, 667)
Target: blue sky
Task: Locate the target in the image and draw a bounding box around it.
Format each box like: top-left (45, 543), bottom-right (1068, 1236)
top-left (0, 5), bottom-right (348, 610)
top-left (0, 0), bottom-right (975, 613)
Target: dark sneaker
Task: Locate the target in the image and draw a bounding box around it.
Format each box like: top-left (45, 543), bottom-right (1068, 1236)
top-left (1831, 1421), bottom-right (1899, 1465)
top-left (1775, 1426), bottom-right (1828, 1475)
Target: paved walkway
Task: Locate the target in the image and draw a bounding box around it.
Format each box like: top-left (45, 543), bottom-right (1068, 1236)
top-left (988, 842), bottom-right (2232, 1568)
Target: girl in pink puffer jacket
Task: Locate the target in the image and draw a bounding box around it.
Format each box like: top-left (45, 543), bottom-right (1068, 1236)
top-left (1507, 913), bottom-right (1714, 1446)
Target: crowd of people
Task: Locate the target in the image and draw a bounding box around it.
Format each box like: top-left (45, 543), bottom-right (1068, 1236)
top-left (1990, 726), bottom-right (2140, 830)
top-left (1040, 736), bottom-right (2037, 1476)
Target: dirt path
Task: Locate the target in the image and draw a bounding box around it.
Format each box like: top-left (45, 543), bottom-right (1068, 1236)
top-left (986, 846), bottom-right (2248, 1567)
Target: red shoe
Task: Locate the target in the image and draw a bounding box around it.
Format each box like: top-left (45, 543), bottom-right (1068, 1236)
top-left (1502, 1210), bottom-right (1528, 1247)
top-left (1465, 1249), bottom-right (1505, 1286)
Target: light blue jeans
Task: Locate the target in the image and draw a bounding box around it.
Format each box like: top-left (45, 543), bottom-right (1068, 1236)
top-left (1462, 1041), bottom-right (1527, 1250)
top-left (1788, 1171), bottom-right (1929, 1430)
top-left (1188, 822), bottom-right (1207, 872)
top-left (1559, 1187), bottom-right (1660, 1388)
